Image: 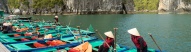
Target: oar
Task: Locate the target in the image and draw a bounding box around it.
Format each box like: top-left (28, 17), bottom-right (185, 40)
top-left (68, 20), bottom-right (71, 26)
top-left (77, 26), bottom-right (84, 43)
top-left (42, 18), bottom-right (45, 25)
top-left (28, 19), bottom-right (35, 32)
top-left (85, 28), bottom-right (89, 38)
top-left (113, 28), bottom-right (118, 52)
top-left (148, 33), bottom-right (162, 52)
top-left (66, 25), bottom-right (76, 37)
top-left (95, 30), bottom-right (112, 52)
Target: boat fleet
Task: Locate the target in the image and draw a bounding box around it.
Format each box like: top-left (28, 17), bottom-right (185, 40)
top-left (0, 15), bottom-right (161, 52)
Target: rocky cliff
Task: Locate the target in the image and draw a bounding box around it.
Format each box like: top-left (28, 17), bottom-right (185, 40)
top-left (4, 0), bottom-right (135, 15)
top-left (0, 0), bottom-right (9, 13)
top-left (158, 0), bottom-right (191, 12)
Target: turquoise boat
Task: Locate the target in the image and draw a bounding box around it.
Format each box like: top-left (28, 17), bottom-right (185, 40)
top-left (31, 40), bottom-right (129, 52)
top-left (0, 30), bottom-right (56, 39)
top-left (0, 31), bottom-right (94, 44)
top-left (0, 15), bottom-right (162, 52)
top-left (4, 35), bottom-right (97, 52)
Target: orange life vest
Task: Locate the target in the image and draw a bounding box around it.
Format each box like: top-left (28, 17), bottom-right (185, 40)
top-left (33, 42), bottom-right (47, 48)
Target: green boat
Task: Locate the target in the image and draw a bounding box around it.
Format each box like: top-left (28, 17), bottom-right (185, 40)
top-left (0, 15), bottom-right (161, 52)
top-left (4, 35), bottom-right (97, 52)
top-left (0, 30), bottom-right (94, 44)
top-left (31, 40), bottom-right (129, 52)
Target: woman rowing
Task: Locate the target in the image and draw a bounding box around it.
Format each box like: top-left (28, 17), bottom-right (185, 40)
top-left (98, 31), bottom-right (114, 52)
top-left (127, 28), bottom-right (148, 52)
top-left (54, 16), bottom-right (59, 24)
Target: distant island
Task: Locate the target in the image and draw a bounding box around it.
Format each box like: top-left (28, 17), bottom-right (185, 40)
top-left (0, 0), bottom-right (191, 15)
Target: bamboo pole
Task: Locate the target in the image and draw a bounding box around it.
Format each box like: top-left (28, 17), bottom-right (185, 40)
top-left (148, 33), bottom-right (162, 52)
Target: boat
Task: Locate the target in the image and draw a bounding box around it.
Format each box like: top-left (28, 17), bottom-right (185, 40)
top-left (30, 39), bottom-right (129, 52)
top-left (18, 16), bottom-right (32, 22)
top-left (0, 30), bottom-right (94, 44)
top-left (0, 14), bottom-right (162, 52)
top-left (4, 35), bottom-right (97, 52)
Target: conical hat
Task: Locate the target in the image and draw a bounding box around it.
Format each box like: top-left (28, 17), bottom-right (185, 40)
top-left (127, 28), bottom-right (140, 36)
top-left (3, 23), bottom-right (9, 26)
top-left (104, 31), bottom-right (114, 38)
top-left (55, 16), bottom-right (58, 18)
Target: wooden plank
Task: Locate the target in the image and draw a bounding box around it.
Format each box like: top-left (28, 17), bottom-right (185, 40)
top-left (0, 42), bottom-right (10, 52)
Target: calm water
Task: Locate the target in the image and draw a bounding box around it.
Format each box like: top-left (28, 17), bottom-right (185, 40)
top-left (28, 14), bottom-right (191, 52)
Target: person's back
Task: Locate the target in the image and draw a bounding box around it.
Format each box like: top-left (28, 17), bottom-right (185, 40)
top-left (7, 26), bottom-right (13, 33)
top-left (128, 28), bottom-right (148, 52)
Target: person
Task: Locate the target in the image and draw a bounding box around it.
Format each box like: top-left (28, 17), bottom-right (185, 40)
top-left (98, 31), bottom-right (114, 52)
top-left (127, 28), bottom-right (147, 52)
top-left (7, 22), bottom-right (13, 33)
top-left (54, 16), bottom-right (59, 23)
top-left (2, 22), bottom-right (9, 33)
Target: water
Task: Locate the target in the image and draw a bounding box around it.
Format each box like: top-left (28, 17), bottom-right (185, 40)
top-left (28, 14), bottom-right (191, 52)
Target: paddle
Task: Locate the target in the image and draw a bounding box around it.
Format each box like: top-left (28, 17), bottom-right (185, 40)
top-left (95, 30), bottom-right (113, 52)
top-left (77, 26), bottom-right (84, 43)
top-left (66, 25), bottom-right (76, 37)
top-left (85, 28), bottom-right (89, 38)
top-left (113, 28), bottom-right (118, 52)
top-left (148, 33), bottom-right (162, 52)
top-left (68, 20), bottom-right (71, 26)
top-left (28, 20), bottom-right (35, 32)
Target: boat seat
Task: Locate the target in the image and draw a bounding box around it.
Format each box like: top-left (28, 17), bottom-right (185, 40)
top-left (24, 33), bottom-right (32, 36)
top-left (33, 42), bottom-right (47, 48)
top-left (14, 34), bottom-right (20, 37)
top-left (48, 40), bottom-right (67, 46)
top-left (21, 38), bottom-right (29, 41)
top-left (31, 36), bottom-right (38, 40)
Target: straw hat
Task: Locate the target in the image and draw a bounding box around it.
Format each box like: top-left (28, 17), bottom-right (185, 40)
top-left (127, 28), bottom-right (140, 36)
top-left (104, 31), bottom-right (114, 38)
top-left (55, 16), bottom-right (58, 18)
top-left (3, 23), bottom-right (9, 26)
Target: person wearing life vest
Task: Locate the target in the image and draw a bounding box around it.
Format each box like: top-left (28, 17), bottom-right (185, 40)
top-left (98, 31), bottom-right (114, 52)
top-left (127, 28), bottom-right (147, 52)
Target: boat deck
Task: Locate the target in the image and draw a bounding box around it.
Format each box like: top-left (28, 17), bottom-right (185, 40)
top-left (0, 42), bottom-right (10, 52)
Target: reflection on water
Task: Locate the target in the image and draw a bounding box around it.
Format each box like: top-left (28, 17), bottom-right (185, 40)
top-left (28, 14), bottom-right (191, 52)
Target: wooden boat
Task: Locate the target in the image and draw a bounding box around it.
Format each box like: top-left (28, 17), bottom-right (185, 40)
top-left (18, 17), bottom-right (32, 22)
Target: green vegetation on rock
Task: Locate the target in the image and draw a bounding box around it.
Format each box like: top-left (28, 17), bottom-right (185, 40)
top-left (134, 0), bottom-right (159, 11)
